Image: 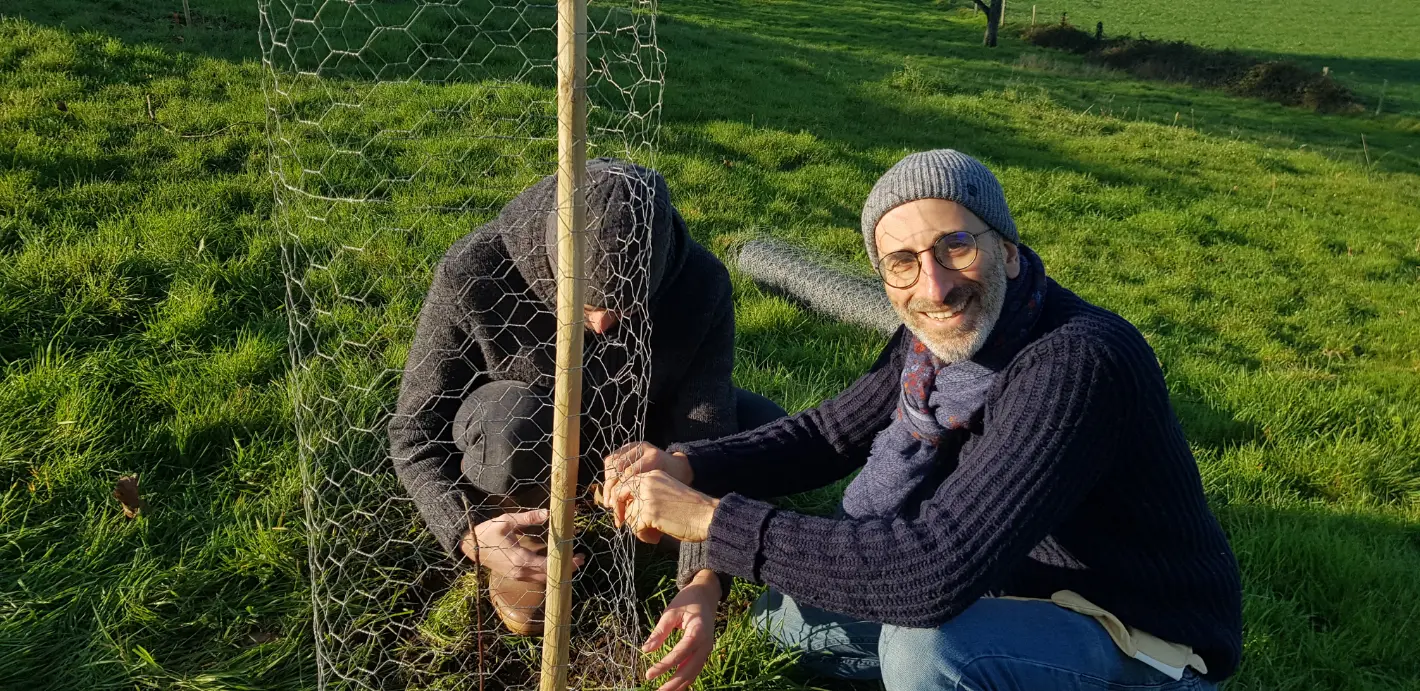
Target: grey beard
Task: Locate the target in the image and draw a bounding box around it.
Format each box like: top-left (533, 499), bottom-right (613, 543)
top-left (896, 252), bottom-right (1008, 364)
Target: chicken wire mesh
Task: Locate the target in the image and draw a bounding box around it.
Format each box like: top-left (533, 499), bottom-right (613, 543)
top-left (257, 0), bottom-right (663, 687)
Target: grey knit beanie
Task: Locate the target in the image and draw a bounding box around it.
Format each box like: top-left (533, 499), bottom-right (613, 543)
top-left (860, 149), bottom-right (1018, 266)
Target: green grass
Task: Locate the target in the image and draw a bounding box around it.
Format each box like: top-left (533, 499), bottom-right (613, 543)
top-left (2, 0), bottom-right (1419, 689)
top-left (1010, 0), bottom-right (1417, 59)
top-left (997, 0), bottom-right (1420, 117)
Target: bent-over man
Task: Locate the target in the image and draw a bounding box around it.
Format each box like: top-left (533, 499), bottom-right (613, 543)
top-left (390, 158), bottom-right (783, 640)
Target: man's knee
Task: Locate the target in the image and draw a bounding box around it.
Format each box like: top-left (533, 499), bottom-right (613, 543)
top-left (879, 599), bottom-right (1175, 691)
top-left (879, 625), bottom-right (955, 690)
top-left (879, 605), bottom-right (1026, 690)
top-left (734, 387), bottom-right (787, 432)
top-left (455, 380), bottom-right (553, 499)
top-left (750, 589), bottom-right (801, 649)
top-left (751, 590), bottom-right (883, 680)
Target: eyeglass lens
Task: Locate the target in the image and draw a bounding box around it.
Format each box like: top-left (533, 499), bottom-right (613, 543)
top-left (878, 231), bottom-right (978, 288)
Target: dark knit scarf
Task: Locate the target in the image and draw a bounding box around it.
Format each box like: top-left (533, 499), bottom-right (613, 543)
top-left (840, 245), bottom-right (1048, 519)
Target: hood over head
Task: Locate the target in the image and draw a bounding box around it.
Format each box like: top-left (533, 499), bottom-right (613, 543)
top-left (497, 157), bottom-right (688, 314)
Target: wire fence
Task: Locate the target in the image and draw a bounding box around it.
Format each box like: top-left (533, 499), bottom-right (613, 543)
top-left (259, 0), bottom-right (664, 687)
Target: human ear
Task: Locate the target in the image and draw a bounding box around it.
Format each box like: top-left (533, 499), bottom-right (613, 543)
top-left (1003, 240), bottom-right (1020, 279)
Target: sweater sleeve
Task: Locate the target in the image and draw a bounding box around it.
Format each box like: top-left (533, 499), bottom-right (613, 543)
top-left (705, 336), bottom-right (1129, 627)
top-left (672, 328), bottom-right (906, 499)
top-left (388, 257), bottom-right (491, 557)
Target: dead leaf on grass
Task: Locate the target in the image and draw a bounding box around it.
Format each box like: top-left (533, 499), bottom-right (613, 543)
top-left (114, 476), bottom-right (146, 518)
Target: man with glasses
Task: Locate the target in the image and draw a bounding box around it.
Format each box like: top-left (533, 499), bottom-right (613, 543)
top-left (602, 150), bottom-right (1243, 690)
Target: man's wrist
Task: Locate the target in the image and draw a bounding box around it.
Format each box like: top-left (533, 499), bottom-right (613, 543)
top-left (672, 451), bottom-right (693, 485)
top-left (698, 496), bottom-right (720, 542)
top-left (687, 568), bottom-right (722, 599)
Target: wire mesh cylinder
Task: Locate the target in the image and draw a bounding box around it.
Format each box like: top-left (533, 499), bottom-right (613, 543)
top-left (259, 0), bottom-right (664, 687)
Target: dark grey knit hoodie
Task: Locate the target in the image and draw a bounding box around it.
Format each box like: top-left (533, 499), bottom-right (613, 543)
top-left (389, 159), bottom-right (735, 583)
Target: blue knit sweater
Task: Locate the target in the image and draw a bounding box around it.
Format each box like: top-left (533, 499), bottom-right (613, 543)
top-left (674, 280), bottom-right (1243, 681)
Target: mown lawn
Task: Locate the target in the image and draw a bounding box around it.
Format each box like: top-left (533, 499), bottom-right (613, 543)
top-left (1, 0), bottom-right (1418, 689)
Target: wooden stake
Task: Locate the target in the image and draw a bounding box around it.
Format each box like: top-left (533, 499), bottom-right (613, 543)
top-left (539, 0), bottom-right (586, 685)
top-left (1031, 4), bottom-right (1036, 25)
top-left (182, 0), bottom-right (191, 28)
top-left (1361, 134), bottom-right (1371, 181)
top-left (462, 496), bottom-right (486, 691)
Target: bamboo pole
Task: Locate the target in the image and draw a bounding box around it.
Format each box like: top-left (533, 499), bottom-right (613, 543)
top-left (539, 0), bottom-right (586, 685)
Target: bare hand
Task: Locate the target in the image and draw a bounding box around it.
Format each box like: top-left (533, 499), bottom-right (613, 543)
top-left (460, 508), bottom-right (583, 582)
top-left (609, 469), bottom-right (719, 544)
top-left (604, 442), bottom-right (692, 509)
top-left (643, 570), bottom-right (721, 691)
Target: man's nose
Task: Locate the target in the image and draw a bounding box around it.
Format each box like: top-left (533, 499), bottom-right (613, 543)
top-left (587, 310), bottom-right (618, 334)
top-left (917, 255), bottom-right (958, 304)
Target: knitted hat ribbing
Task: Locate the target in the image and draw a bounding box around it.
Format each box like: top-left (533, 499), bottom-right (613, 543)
top-left (861, 149), bottom-right (1017, 266)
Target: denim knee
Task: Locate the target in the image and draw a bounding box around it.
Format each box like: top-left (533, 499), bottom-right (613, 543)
top-left (878, 599), bottom-right (1213, 691)
top-left (879, 625), bottom-right (953, 690)
top-left (751, 589), bottom-right (883, 681)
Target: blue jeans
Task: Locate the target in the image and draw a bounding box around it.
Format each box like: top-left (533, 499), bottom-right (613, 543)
top-left (752, 590), bottom-right (1218, 690)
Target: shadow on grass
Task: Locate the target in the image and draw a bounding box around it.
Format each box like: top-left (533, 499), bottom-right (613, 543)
top-left (3, 0), bottom-right (263, 63)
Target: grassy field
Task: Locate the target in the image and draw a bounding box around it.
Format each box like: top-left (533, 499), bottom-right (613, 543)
top-left (1006, 0), bottom-right (1418, 60)
top-left (2, 0), bottom-right (1419, 688)
top-left (994, 0), bottom-right (1420, 118)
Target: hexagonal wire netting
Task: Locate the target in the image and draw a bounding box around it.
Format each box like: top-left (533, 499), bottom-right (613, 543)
top-left (258, 0), bottom-right (663, 687)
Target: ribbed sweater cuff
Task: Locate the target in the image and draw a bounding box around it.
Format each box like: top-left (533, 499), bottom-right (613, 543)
top-left (675, 541), bottom-right (734, 601)
top-left (670, 440), bottom-right (738, 497)
top-left (420, 486), bottom-right (491, 563)
top-left (666, 441), bottom-right (696, 458)
top-left (676, 540), bottom-right (710, 587)
top-left (428, 494), bottom-right (472, 558)
top-left (706, 493), bottom-right (774, 582)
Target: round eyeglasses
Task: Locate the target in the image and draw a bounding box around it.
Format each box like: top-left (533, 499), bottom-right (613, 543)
top-left (876, 228), bottom-right (996, 289)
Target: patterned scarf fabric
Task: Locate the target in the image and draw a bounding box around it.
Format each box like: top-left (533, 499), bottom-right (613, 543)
top-left (840, 245), bottom-right (1048, 519)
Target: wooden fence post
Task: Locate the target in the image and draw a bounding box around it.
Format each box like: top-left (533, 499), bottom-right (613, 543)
top-left (539, 0), bottom-right (587, 686)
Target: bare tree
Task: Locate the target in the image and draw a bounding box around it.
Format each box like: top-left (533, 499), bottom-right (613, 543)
top-left (972, 0), bottom-right (1004, 47)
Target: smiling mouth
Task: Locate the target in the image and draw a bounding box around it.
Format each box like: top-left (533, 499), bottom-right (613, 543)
top-left (919, 297), bottom-right (971, 322)
top-left (922, 309), bottom-right (960, 321)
